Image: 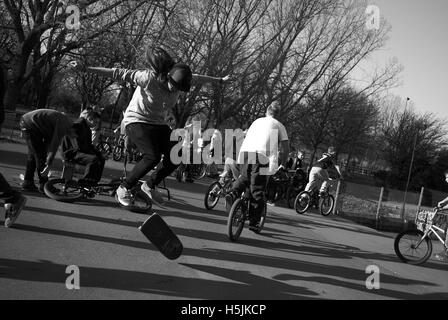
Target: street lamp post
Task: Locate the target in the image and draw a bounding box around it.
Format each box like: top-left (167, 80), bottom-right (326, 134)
top-left (401, 97), bottom-right (413, 225)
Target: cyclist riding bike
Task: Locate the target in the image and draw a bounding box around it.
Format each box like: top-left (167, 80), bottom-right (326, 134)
top-left (304, 146), bottom-right (342, 197)
top-left (225, 102), bottom-right (289, 231)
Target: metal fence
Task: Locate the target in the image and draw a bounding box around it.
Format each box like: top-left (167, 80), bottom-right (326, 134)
top-left (332, 180), bottom-right (447, 230)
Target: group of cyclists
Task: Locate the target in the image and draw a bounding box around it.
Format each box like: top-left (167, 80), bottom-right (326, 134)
top-left (1, 45), bottom-right (446, 261)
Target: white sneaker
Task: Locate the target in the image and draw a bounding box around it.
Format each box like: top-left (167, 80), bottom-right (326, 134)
top-left (116, 185), bottom-right (134, 206)
top-left (141, 182), bottom-right (165, 208)
top-left (4, 195), bottom-right (27, 228)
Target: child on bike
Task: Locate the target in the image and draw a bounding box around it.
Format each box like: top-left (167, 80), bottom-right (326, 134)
top-left (304, 146), bottom-right (342, 197)
top-left (19, 109), bottom-right (78, 193)
top-left (70, 46), bottom-right (229, 207)
top-left (225, 102), bottom-right (289, 231)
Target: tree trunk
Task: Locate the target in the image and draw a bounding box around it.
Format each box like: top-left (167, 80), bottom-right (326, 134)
top-left (3, 80), bottom-right (23, 112)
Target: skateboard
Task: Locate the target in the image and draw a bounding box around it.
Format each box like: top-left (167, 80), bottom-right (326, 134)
top-left (139, 212), bottom-right (183, 260)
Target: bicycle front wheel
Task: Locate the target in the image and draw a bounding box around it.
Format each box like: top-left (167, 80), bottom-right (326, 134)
top-left (44, 179), bottom-right (85, 203)
top-left (294, 191), bottom-right (311, 214)
top-left (204, 181), bottom-right (222, 210)
top-left (227, 198), bottom-right (245, 242)
top-left (394, 229), bottom-right (433, 265)
top-left (319, 194), bottom-right (334, 216)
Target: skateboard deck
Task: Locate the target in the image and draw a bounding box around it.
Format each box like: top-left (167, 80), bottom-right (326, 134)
top-left (139, 212), bottom-right (183, 260)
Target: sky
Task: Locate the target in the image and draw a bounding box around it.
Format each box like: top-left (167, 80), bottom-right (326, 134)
top-left (356, 0), bottom-right (448, 120)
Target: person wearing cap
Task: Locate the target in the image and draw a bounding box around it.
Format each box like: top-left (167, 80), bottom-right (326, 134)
top-left (304, 146), bottom-right (342, 197)
top-left (70, 46), bottom-right (229, 207)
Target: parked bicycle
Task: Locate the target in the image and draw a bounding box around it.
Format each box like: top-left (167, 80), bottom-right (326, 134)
top-left (266, 168), bottom-right (307, 208)
top-left (95, 131), bottom-right (112, 159)
top-left (204, 176), bottom-right (233, 210)
top-left (227, 188), bottom-right (267, 242)
top-left (394, 208), bottom-right (448, 265)
top-left (294, 178), bottom-right (338, 216)
top-left (112, 134), bottom-right (126, 161)
top-left (175, 163), bottom-right (207, 182)
top-left (111, 134), bottom-right (143, 163)
top-left (43, 155), bottom-right (152, 213)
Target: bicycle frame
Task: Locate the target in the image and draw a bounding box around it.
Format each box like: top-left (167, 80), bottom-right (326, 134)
top-left (415, 210), bottom-right (448, 249)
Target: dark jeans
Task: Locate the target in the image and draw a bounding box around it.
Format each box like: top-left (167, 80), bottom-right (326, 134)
top-left (21, 128), bottom-right (48, 185)
top-left (231, 155), bottom-right (268, 222)
top-left (123, 123), bottom-right (178, 189)
top-left (0, 173), bottom-right (17, 204)
top-left (71, 150), bottom-right (105, 183)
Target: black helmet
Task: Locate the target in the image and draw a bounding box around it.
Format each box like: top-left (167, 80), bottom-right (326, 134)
top-left (168, 63), bottom-right (192, 92)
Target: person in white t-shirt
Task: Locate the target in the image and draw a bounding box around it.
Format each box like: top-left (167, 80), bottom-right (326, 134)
top-left (225, 102), bottom-right (289, 231)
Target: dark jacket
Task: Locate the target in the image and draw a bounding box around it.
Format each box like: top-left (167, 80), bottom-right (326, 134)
top-left (62, 118), bottom-right (97, 160)
top-left (21, 109), bottom-right (73, 154)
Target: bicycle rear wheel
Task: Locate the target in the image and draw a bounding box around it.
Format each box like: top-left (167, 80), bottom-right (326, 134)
top-left (204, 181), bottom-right (222, 210)
top-left (294, 191), bottom-right (311, 214)
top-left (227, 198), bottom-right (245, 242)
top-left (319, 194), bottom-right (334, 216)
top-left (394, 229), bottom-right (433, 265)
top-left (44, 178), bottom-right (85, 203)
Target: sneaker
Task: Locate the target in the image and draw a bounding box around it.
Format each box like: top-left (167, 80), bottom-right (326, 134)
top-left (4, 194), bottom-right (27, 228)
top-left (248, 219), bottom-right (261, 232)
top-left (21, 180), bottom-right (38, 192)
top-left (141, 182), bottom-right (165, 208)
top-left (115, 185), bottom-right (134, 207)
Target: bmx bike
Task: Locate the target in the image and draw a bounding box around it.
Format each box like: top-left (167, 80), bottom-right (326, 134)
top-left (227, 188), bottom-right (267, 242)
top-left (43, 155), bottom-right (153, 213)
top-left (394, 208), bottom-right (448, 265)
top-left (294, 179), bottom-right (338, 216)
top-left (266, 168), bottom-right (306, 208)
top-left (204, 176), bottom-right (233, 210)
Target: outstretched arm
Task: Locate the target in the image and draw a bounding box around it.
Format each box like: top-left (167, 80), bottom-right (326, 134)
top-left (192, 74), bottom-right (230, 86)
top-left (69, 61), bottom-right (149, 87)
top-left (69, 61), bottom-right (114, 78)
